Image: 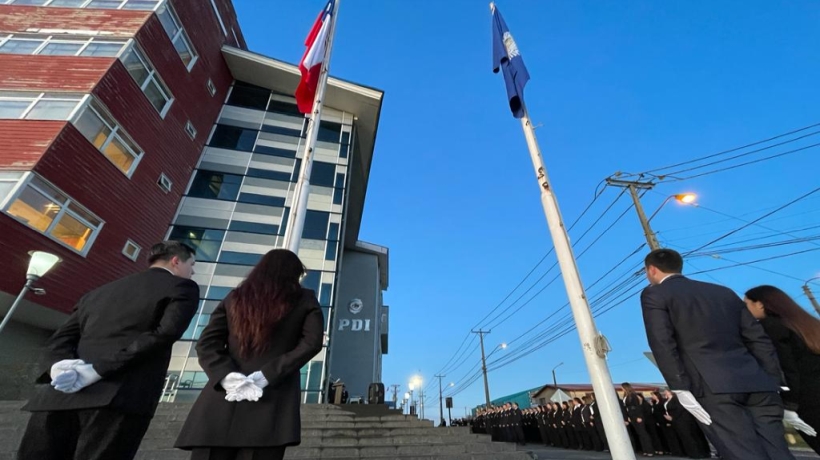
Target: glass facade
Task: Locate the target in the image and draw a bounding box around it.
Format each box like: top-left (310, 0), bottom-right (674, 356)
top-left (163, 81), bottom-right (355, 404)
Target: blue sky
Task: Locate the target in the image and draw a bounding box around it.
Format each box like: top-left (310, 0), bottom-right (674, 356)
top-left (234, 0), bottom-right (820, 415)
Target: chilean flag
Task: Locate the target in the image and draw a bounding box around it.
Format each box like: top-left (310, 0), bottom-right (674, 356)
top-left (295, 0), bottom-right (335, 114)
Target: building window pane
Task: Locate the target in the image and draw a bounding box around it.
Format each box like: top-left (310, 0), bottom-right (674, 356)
top-left (121, 49), bottom-right (150, 83)
top-left (39, 42), bottom-right (83, 55)
top-left (25, 100), bottom-right (77, 120)
top-left (0, 172), bottom-right (23, 202)
top-left (87, 0), bottom-right (124, 8)
top-left (188, 170), bottom-right (242, 201)
top-left (80, 42), bottom-right (123, 57)
top-left (327, 222), bottom-right (340, 241)
top-left (324, 240), bottom-right (337, 262)
top-left (48, 0), bottom-right (86, 6)
top-left (6, 186), bottom-right (61, 231)
top-left (218, 251), bottom-right (262, 266)
top-left (51, 212), bottom-right (93, 251)
top-left (121, 0), bottom-right (159, 10)
top-left (0, 100), bottom-right (31, 118)
top-left (157, 5), bottom-right (180, 36)
top-left (10, 0), bottom-right (48, 5)
top-left (317, 121), bottom-right (342, 143)
top-left (173, 35), bottom-right (194, 67)
top-left (310, 162), bottom-right (336, 188)
top-left (169, 226), bottom-right (224, 262)
top-left (227, 82), bottom-right (270, 111)
top-left (301, 270), bottom-right (320, 293)
top-left (143, 79), bottom-right (169, 113)
top-left (267, 98), bottom-right (301, 116)
top-left (303, 210), bottom-right (329, 240)
top-left (74, 109), bottom-right (112, 148)
top-left (0, 39), bottom-right (43, 55)
top-left (102, 136), bottom-right (137, 173)
top-left (72, 100), bottom-right (141, 176)
top-left (209, 124), bottom-right (257, 152)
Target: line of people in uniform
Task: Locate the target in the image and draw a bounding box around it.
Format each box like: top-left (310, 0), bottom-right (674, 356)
top-left (470, 387), bottom-right (711, 458)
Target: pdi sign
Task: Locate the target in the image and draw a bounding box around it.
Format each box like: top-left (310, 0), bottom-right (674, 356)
top-left (338, 319), bottom-right (372, 332)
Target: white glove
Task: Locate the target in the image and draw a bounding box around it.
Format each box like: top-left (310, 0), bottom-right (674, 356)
top-left (221, 372), bottom-right (263, 402)
top-left (249, 371), bottom-right (268, 389)
top-left (54, 364), bottom-right (102, 394)
top-left (50, 359), bottom-right (85, 381)
top-left (220, 372), bottom-right (249, 392)
top-left (51, 370), bottom-right (78, 391)
top-left (673, 390), bottom-right (712, 426)
top-left (784, 410), bottom-right (817, 437)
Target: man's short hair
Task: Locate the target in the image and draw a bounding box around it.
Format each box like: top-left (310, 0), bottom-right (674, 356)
top-left (148, 241), bottom-right (195, 264)
top-left (644, 248), bottom-right (683, 274)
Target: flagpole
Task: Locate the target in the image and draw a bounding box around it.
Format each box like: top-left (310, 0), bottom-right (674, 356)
top-left (283, 0), bottom-right (341, 253)
top-left (517, 104), bottom-right (636, 460)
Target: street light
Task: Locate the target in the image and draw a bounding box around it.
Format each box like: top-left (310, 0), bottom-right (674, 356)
top-left (0, 251), bottom-right (61, 335)
top-left (551, 362), bottom-right (564, 387)
top-left (803, 276), bottom-right (820, 315)
top-left (638, 192), bottom-right (698, 250)
top-left (479, 341), bottom-right (508, 407)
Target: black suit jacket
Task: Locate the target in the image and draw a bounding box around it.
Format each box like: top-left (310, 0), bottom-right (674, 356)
top-left (175, 288), bottom-right (324, 448)
top-left (641, 275), bottom-right (781, 396)
top-left (759, 316), bottom-right (820, 412)
top-left (24, 268), bottom-right (200, 415)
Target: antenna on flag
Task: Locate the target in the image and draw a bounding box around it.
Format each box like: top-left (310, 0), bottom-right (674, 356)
top-left (284, 0), bottom-right (341, 253)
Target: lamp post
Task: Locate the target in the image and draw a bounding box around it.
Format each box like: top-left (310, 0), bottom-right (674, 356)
top-left (636, 192), bottom-right (697, 251)
top-left (803, 276), bottom-right (820, 315)
top-left (403, 392), bottom-right (410, 415)
top-left (606, 178), bottom-right (696, 250)
top-left (0, 251), bottom-right (61, 335)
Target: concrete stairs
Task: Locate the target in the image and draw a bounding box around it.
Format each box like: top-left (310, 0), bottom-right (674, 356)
top-left (0, 401), bottom-right (534, 460)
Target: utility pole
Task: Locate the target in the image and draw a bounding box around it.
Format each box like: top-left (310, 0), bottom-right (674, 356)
top-left (804, 277), bottom-right (820, 315)
top-left (606, 178), bottom-right (660, 250)
top-left (435, 374), bottom-right (445, 426)
top-left (389, 384), bottom-right (400, 406)
top-left (472, 329), bottom-right (492, 407)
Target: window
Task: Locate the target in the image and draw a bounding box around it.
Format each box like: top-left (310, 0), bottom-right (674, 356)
top-left (169, 226), bottom-right (224, 262)
top-left (72, 98), bottom-right (142, 176)
top-left (0, 34), bottom-right (126, 56)
top-left (157, 173), bottom-right (172, 193)
top-left (5, 0), bottom-right (162, 9)
top-left (3, 174), bottom-right (102, 254)
top-left (209, 124), bottom-right (257, 152)
top-left (206, 79), bottom-right (216, 97)
top-left (156, 2), bottom-right (197, 69)
top-left (0, 171), bottom-right (24, 207)
top-left (227, 81), bottom-right (270, 111)
top-left (188, 170), bottom-right (241, 201)
top-left (310, 162), bottom-right (336, 188)
top-left (0, 92), bottom-right (86, 120)
top-left (122, 239), bottom-right (140, 261)
top-left (119, 44), bottom-right (173, 116)
top-left (185, 120), bottom-right (197, 140)
top-left (317, 121), bottom-right (342, 143)
top-left (303, 210), bottom-right (329, 240)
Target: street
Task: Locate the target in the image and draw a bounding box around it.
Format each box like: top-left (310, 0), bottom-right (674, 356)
top-left (516, 445), bottom-right (820, 460)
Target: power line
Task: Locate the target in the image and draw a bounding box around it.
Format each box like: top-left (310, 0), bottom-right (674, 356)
top-left (670, 142), bottom-right (820, 181)
top-left (684, 185), bottom-right (820, 255)
top-left (642, 122), bottom-right (820, 175)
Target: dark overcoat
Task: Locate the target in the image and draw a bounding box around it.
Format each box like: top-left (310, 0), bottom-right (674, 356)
top-left (175, 288), bottom-right (324, 448)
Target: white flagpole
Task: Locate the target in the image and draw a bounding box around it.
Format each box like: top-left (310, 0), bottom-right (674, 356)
top-left (283, 0), bottom-right (341, 253)
top-left (517, 104), bottom-right (636, 460)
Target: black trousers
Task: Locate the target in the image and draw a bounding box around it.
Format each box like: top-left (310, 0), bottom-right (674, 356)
top-left (697, 390), bottom-right (794, 460)
top-left (17, 408), bottom-right (151, 460)
top-left (191, 447), bottom-right (286, 460)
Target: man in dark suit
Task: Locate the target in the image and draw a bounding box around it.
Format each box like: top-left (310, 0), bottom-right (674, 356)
top-left (641, 248), bottom-right (794, 460)
top-left (17, 241), bottom-right (200, 460)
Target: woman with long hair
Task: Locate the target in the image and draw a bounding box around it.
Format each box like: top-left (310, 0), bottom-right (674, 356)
top-left (175, 249), bottom-right (324, 460)
top-left (744, 285), bottom-right (820, 454)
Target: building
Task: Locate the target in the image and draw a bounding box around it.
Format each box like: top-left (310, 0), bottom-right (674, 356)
top-left (0, 0), bottom-right (388, 403)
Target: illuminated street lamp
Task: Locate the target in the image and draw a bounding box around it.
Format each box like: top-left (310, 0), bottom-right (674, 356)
top-left (0, 251), bottom-right (61, 335)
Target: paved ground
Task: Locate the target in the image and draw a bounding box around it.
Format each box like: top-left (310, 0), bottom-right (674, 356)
top-left (514, 445), bottom-right (820, 460)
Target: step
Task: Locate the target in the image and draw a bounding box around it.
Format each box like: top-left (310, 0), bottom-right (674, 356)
top-left (133, 451), bottom-right (533, 460)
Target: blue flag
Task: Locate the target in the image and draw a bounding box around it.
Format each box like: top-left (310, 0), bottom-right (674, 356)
top-left (491, 3), bottom-right (530, 118)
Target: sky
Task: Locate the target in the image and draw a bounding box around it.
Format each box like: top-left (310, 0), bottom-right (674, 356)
top-left (233, 0), bottom-right (820, 417)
